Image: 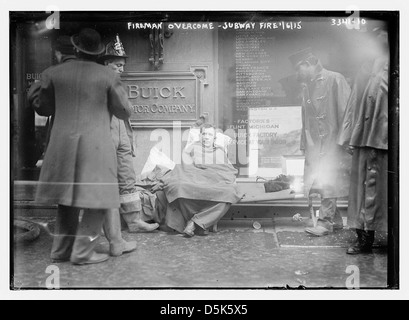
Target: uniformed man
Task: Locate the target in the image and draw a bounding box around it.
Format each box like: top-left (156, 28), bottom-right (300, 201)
top-left (289, 48), bottom-right (352, 236)
top-left (99, 35), bottom-right (159, 234)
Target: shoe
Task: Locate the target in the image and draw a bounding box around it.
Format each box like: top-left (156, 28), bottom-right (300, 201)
top-left (122, 211), bottom-right (160, 233)
top-left (71, 252), bottom-right (109, 265)
top-left (316, 219), bottom-right (344, 232)
top-left (120, 240), bottom-right (137, 254)
top-left (128, 221), bottom-right (160, 233)
top-left (183, 220), bottom-right (196, 237)
top-left (346, 230), bottom-right (374, 255)
top-left (110, 240), bottom-right (137, 257)
top-left (305, 225), bottom-right (329, 236)
top-left (346, 243), bottom-right (373, 254)
top-left (305, 218), bottom-right (334, 236)
top-left (196, 228), bottom-right (209, 236)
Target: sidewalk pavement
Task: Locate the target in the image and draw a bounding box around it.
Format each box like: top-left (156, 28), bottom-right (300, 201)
top-left (12, 215), bottom-right (388, 289)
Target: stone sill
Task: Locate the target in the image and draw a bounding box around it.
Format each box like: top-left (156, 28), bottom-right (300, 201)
top-left (12, 180), bottom-right (348, 209)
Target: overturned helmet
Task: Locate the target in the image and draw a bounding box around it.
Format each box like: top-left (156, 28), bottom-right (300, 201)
top-left (100, 34), bottom-right (128, 61)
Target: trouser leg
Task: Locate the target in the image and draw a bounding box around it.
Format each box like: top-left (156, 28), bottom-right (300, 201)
top-left (155, 191), bottom-right (168, 226)
top-left (102, 208), bottom-right (137, 256)
top-left (177, 199), bottom-right (231, 230)
top-left (70, 209), bottom-right (106, 263)
top-left (113, 119), bottom-right (159, 231)
top-left (50, 205), bottom-right (80, 261)
top-left (363, 149), bottom-right (388, 232)
top-left (103, 208), bottom-right (123, 246)
top-left (116, 119), bottom-right (138, 203)
top-left (347, 148), bottom-right (388, 232)
top-left (347, 149), bottom-right (364, 230)
top-left (192, 203), bottom-right (231, 230)
top-left (320, 198), bottom-right (343, 226)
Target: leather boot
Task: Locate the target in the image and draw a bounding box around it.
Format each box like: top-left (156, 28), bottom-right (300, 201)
top-left (347, 229), bottom-right (374, 254)
top-left (121, 211), bottom-right (159, 233)
top-left (364, 230), bottom-right (375, 248)
top-left (103, 209), bottom-right (137, 256)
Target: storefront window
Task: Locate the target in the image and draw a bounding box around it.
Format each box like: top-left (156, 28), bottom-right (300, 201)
top-left (10, 12), bottom-right (393, 187)
top-left (217, 16), bottom-right (385, 181)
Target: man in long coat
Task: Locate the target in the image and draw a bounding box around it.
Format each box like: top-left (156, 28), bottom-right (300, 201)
top-left (289, 48), bottom-right (352, 236)
top-left (28, 35), bottom-right (77, 164)
top-left (34, 28), bottom-right (133, 265)
top-left (338, 27), bottom-right (389, 254)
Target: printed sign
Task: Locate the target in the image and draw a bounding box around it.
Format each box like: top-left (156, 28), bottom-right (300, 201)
top-left (248, 106), bottom-right (303, 177)
top-left (121, 72), bottom-right (201, 127)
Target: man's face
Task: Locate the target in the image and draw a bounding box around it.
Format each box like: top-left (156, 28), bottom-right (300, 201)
top-left (201, 127), bottom-right (216, 149)
top-left (106, 58), bottom-right (126, 74)
top-left (294, 62), bottom-right (312, 82)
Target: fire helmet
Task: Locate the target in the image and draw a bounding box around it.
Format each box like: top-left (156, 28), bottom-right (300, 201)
top-left (100, 34), bottom-right (128, 61)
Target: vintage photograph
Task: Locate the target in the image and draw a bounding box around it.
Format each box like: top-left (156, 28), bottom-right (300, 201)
top-left (9, 9), bottom-right (399, 292)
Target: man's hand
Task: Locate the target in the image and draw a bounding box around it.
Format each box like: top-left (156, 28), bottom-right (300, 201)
top-left (150, 181), bottom-right (164, 193)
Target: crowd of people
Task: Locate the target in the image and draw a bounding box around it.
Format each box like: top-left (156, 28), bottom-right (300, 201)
top-left (29, 25), bottom-right (390, 265)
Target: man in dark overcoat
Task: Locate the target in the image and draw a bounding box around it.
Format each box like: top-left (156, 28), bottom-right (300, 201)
top-left (289, 48), bottom-right (352, 236)
top-left (34, 28), bottom-right (133, 265)
top-left (338, 27), bottom-right (389, 254)
top-left (28, 35), bottom-right (77, 164)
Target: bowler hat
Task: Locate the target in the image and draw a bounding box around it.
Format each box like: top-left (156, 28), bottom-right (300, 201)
top-left (289, 47), bottom-right (313, 67)
top-left (70, 28), bottom-right (105, 55)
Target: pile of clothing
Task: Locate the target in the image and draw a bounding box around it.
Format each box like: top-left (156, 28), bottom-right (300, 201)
top-left (258, 174), bottom-right (295, 193)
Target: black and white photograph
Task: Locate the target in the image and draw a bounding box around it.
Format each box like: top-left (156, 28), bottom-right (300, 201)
top-left (4, 0), bottom-right (407, 300)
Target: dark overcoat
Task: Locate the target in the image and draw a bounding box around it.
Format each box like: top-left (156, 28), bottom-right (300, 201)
top-left (337, 56), bottom-right (389, 232)
top-left (301, 67), bottom-right (352, 198)
top-left (337, 57), bottom-right (389, 150)
top-left (34, 59), bottom-right (133, 209)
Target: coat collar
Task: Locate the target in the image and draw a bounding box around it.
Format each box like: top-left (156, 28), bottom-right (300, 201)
top-left (311, 65), bottom-right (325, 82)
top-left (61, 55), bottom-right (77, 63)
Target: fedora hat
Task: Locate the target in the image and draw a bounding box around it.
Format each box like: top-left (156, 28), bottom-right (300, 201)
top-left (70, 28), bottom-right (105, 56)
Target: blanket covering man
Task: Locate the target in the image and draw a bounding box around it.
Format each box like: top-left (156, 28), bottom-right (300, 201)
top-left (156, 124), bottom-right (243, 236)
